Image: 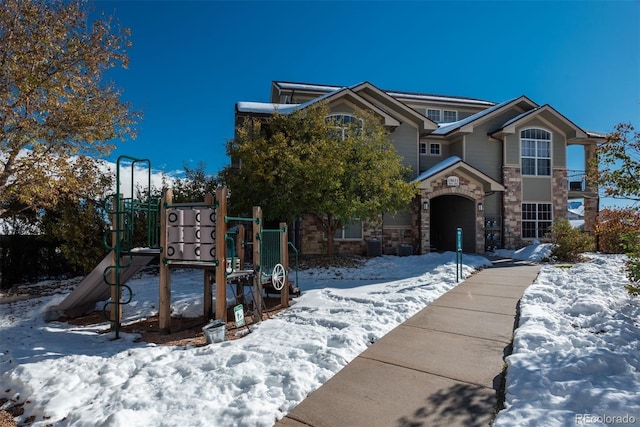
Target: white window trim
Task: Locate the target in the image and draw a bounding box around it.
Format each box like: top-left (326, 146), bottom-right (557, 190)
top-left (520, 127), bottom-right (552, 177)
top-left (326, 113), bottom-right (363, 140)
top-left (521, 202), bottom-right (553, 239)
top-left (443, 110), bottom-right (458, 122)
top-left (426, 109), bottom-right (458, 123)
top-left (322, 217), bottom-right (364, 241)
top-left (419, 142), bottom-right (427, 155)
top-left (428, 142), bottom-right (442, 156)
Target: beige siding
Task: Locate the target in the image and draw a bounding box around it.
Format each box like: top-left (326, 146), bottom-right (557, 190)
top-left (522, 177), bottom-right (552, 201)
top-left (484, 192), bottom-right (502, 215)
top-left (329, 104), bottom-right (355, 115)
top-left (419, 142), bottom-right (450, 173)
top-left (505, 133), bottom-right (519, 165)
top-left (464, 111), bottom-right (515, 181)
top-left (390, 123), bottom-right (419, 177)
top-left (553, 133), bottom-right (566, 168)
top-left (450, 138), bottom-right (464, 158)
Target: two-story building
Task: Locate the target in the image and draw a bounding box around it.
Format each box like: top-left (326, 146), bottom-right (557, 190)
top-left (235, 81), bottom-right (603, 255)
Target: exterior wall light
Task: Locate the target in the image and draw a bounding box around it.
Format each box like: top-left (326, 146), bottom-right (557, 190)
top-left (423, 201), bottom-right (429, 211)
top-left (478, 203), bottom-right (484, 212)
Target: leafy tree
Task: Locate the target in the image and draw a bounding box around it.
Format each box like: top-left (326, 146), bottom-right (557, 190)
top-left (595, 208), bottom-right (640, 254)
top-left (590, 123), bottom-right (640, 202)
top-left (40, 158), bottom-right (113, 274)
top-left (221, 102), bottom-right (417, 256)
top-left (171, 162), bottom-right (218, 203)
top-left (590, 123), bottom-right (640, 295)
top-left (0, 0), bottom-right (140, 218)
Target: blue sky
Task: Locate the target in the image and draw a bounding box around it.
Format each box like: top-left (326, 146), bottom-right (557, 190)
top-left (93, 0), bottom-right (640, 179)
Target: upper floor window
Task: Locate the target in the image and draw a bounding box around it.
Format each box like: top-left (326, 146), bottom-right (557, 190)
top-left (427, 109), bottom-right (457, 123)
top-left (326, 114), bottom-right (362, 140)
top-left (521, 128), bottom-right (551, 176)
top-left (427, 109), bottom-right (441, 122)
top-left (443, 110), bottom-right (458, 122)
top-left (419, 142), bottom-right (442, 156)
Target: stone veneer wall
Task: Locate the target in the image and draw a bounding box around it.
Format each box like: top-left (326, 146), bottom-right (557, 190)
top-left (583, 197), bottom-right (599, 235)
top-left (298, 214), bottom-right (417, 256)
top-left (502, 166), bottom-right (523, 250)
top-left (419, 174), bottom-right (486, 254)
top-left (553, 168), bottom-right (568, 223)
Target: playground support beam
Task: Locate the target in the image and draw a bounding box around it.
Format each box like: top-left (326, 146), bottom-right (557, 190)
top-left (215, 187), bottom-right (228, 322)
top-left (159, 189), bottom-right (172, 334)
top-left (253, 206), bottom-right (263, 321)
top-left (110, 195), bottom-right (123, 329)
top-left (280, 222), bottom-right (289, 309)
top-left (203, 192), bottom-right (215, 320)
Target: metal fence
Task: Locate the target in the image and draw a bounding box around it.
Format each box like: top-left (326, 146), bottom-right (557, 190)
top-left (0, 235), bottom-right (70, 289)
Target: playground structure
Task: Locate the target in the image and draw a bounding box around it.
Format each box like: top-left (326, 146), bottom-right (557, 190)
top-left (48, 156), bottom-right (299, 338)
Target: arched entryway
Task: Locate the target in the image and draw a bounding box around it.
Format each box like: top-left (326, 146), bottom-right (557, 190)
top-left (430, 195), bottom-right (476, 253)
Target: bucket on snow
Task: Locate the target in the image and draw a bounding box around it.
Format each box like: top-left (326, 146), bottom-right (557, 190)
top-left (202, 319), bottom-right (226, 344)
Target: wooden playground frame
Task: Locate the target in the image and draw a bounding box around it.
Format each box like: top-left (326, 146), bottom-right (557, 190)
top-left (156, 186), bottom-right (291, 334)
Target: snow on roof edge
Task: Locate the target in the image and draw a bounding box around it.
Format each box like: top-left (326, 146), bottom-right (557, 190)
top-left (414, 156), bottom-right (463, 182)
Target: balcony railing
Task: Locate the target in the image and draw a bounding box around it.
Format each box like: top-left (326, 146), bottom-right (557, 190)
top-left (568, 170), bottom-right (586, 191)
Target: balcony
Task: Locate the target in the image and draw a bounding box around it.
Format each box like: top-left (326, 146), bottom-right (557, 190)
top-left (567, 170), bottom-right (598, 198)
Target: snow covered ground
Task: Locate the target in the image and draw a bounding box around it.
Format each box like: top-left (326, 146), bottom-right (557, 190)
top-left (495, 254), bottom-right (640, 427)
top-left (1, 248), bottom-right (639, 426)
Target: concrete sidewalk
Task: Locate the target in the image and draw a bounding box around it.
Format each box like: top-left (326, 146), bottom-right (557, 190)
top-left (277, 260), bottom-right (542, 427)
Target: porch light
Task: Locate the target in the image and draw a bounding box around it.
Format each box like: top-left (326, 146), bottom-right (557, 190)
top-left (423, 201), bottom-right (429, 211)
top-left (478, 203), bottom-right (484, 212)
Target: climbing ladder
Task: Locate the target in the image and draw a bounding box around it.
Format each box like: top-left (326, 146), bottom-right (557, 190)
top-left (103, 155), bottom-right (160, 338)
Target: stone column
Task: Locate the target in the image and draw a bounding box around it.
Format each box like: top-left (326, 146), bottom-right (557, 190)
top-left (584, 144), bottom-right (599, 235)
top-left (420, 190), bottom-right (430, 254)
top-left (502, 166), bottom-right (522, 249)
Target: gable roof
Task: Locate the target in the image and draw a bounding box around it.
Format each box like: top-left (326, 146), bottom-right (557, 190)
top-left (237, 86), bottom-right (402, 127)
top-left (415, 156), bottom-right (505, 193)
top-left (272, 81), bottom-right (496, 108)
top-left (490, 104), bottom-right (589, 140)
top-left (432, 96), bottom-right (538, 136)
top-left (350, 82), bottom-right (438, 132)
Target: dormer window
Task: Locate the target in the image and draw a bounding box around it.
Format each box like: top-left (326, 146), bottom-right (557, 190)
top-left (443, 110), bottom-right (458, 123)
top-left (427, 109), bottom-right (457, 123)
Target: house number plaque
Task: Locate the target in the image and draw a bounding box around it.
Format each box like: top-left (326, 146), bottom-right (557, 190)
top-left (447, 176), bottom-right (460, 187)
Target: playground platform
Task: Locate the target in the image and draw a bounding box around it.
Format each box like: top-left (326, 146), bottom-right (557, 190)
top-left (277, 259), bottom-right (542, 427)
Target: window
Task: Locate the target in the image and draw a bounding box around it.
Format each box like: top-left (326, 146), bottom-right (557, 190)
top-left (443, 110), bottom-right (458, 122)
top-left (429, 143), bottom-right (441, 156)
top-left (326, 114), bottom-right (362, 140)
top-left (522, 203), bottom-right (552, 239)
top-left (427, 109), bottom-right (441, 122)
top-left (419, 143), bottom-right (427, 155)
top-left (334, 219), bottom-right (362, 240)
top-left (521, 128), bottom-right (551, 176)
top-left (427, 109), bottom-right (457, 123)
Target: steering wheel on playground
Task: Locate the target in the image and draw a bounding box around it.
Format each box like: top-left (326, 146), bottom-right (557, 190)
top-left (271, 263), bottom-right (286, 291)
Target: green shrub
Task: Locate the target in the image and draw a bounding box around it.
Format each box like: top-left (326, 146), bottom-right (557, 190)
top-left (549, 219), bottom-right (595, 262)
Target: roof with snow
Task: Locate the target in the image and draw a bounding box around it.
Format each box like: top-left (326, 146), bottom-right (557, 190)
top-left (432, 96), bottom-right (534, 135)
top-left (414, 156), bottom-right (505, 193)
top-left (272, 81), bottom-right (496, 107)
